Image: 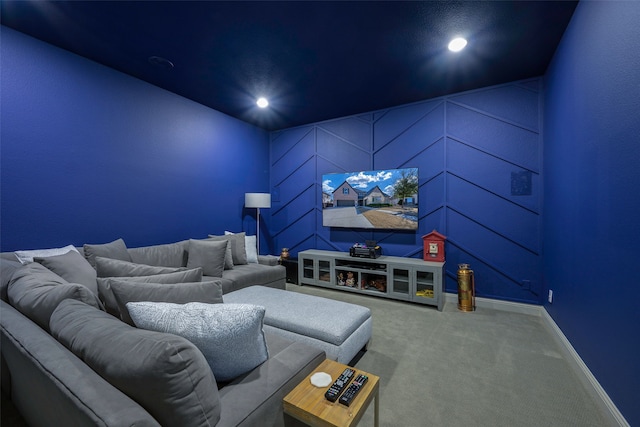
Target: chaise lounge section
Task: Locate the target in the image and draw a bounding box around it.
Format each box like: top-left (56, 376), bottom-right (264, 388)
top-left (225, 286), bottom-right (372, 364)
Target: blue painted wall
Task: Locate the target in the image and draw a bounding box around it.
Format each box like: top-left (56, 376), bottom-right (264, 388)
top-left (2, 5), bottom-right (636, 422)
top-left (1, 27), bottom-right (270, 252)
top-left (544, 2), bottom-right (640, 425)
top-left (270, 80), bottom-right (543, 304)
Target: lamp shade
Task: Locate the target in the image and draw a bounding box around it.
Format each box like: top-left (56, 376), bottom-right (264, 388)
top-left (245, 193), bottom-right (271, 209)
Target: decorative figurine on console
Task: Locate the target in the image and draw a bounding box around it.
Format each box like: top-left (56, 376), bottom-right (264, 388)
top-left (345, 271), bottom-right (355, 287)
top-left (369, 278), bottom-right (387, 292)
top-left (337, 272), bottom-right (345, 286)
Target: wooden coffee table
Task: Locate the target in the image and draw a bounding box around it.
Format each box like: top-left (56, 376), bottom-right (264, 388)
top-left (283, 359), bottom-right (379, 427)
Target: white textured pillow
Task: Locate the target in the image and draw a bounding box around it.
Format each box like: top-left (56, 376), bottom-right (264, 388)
top-left (127, 302), bottom-right (268, 382)
top-left (14, 244), bottom-right (79, 264)
top-left (225, 231), bottom-right (258, 264)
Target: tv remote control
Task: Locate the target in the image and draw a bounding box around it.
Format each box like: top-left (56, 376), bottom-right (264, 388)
top-left (339, 373), bottom-right (368, 406)
top-left (324, 367), bottom-right (355, 402)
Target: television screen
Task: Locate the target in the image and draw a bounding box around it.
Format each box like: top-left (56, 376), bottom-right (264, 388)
top-left (322, 167), bottom-right (419, 230)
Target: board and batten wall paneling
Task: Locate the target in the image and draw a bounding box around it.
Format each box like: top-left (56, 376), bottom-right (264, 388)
top-left (270, 79), bottom-right (542, 304)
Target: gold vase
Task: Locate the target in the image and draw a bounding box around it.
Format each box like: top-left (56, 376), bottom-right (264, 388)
top-left (457, 263), bottom-right (475, 312)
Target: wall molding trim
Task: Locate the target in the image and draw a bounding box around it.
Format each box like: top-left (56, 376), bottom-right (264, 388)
top-left (444, 293), bottom-right (629, 426)
top-left (540, 309), bottom-right (630, 427)
top-left (444, 292), bottom-right (541, 316)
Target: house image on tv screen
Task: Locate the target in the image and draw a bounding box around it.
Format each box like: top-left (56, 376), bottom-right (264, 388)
top-left (322, 167), bottom-right (418, 230)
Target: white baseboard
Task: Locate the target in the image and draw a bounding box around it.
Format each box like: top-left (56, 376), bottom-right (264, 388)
top-left (444, 293), bottom-right (629, 426)
top-left (444, 292), bottom-right (542, 316)
top-left (540, 310), bottom-right (629, 427)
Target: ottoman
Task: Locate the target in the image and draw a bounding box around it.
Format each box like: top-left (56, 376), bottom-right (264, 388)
top-left (224, 286), bottom-right (372, 364)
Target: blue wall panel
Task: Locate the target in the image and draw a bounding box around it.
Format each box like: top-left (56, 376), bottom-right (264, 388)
top-left (446, 140), bottom-right (540, 212)
top-left (271, 79), bottom-right (543, 304)
top-left (317, 128), bottom-right (369, 169)
top-left (1, 27), bottom-right (270, 251)
top-left (271, 126), bottom-right (314, 163)
top-left (447, 176), bottom-right (539, 253)
top-left (447, 104), bottom-right (539, 171)
top-left (543, 2), bottom-right (640, 424)
top-left (374, 103), bottom-right (444, 168)
top-left (449, 83), bottom-right (540, 131)
top-left (373, 100), bottom-right (442, 151)
top-left (317, 117), bottom-right (371, 152)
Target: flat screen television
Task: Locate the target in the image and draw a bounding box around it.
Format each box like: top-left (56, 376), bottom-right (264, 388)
top-left (322, 167), bottom-right (419, 230)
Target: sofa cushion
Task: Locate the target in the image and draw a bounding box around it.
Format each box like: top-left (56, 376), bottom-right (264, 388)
top-left (95, 257), bottom-right (187, 278)
top-left (50, 299), bottom-right (221, 427)
top-left (14, 244), bottom-right (79, 264)
top-left (128, 240), bottom-right (188, 268)
top-left (221, 263), bottom-right (285, 291)
top-left (83, 238), bottom-right (132, 268)
top-left (208, 233), bottom-right (247, 265)
top-left (35, 250), bottom-right (98, 294)
top-left (128, 302), bottom-right (268, 382)
top-left (0, 258), bottom-right (22, 302)
top-left (215, 333), bottom-right (325, 427)
top-left (225, 231), bottom-right (258, 264)
top-left (205, 237), bottom-right (235, 270)
top-left (224, 285), bottom-right (371, 346)
top-left (7, 263), bottom-right (103, 332)
top-left (97, 268), bottom-right (204, 317)
top-left (186, 239), bottom-right (228, 277)
top-left (110, 279), bottom-right (223, 325)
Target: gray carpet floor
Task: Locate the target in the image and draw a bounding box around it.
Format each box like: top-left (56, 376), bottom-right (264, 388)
top-left (287, 283), bottom-right (614, 427)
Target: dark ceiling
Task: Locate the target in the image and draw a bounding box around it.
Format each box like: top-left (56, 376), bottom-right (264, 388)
top-left (1, 1), bottom-right (578, 131)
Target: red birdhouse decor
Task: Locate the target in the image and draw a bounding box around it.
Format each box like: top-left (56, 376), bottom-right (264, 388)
top-left (422, 230), bottom-right (446, 262)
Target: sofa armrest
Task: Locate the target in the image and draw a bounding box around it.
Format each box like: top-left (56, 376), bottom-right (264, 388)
top-left (0, 301), bottom-right (160, 427)
top-left (258, 255), bottom-right (280, 266)
top-left (216, 333), bottom-right (325, 427)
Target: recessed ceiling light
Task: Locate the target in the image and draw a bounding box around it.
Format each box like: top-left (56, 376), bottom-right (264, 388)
top-left (256, 97), bottom-right (269, 108)
top-left (448, 37), bottom-right (467, 52)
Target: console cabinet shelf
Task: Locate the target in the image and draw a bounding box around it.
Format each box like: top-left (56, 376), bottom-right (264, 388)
top-left (298, 249), bottom-right (444, 310)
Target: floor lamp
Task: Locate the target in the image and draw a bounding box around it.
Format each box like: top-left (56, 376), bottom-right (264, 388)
top-left (245, 193), bottom-right (271, 255)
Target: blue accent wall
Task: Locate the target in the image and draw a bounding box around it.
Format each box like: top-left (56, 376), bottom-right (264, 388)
top-left (1, 27), bottom-right (270, 251)
top-left (544, 2), bottom-right (640, 425)
top-left (270, 80), bottom-right (543, 305)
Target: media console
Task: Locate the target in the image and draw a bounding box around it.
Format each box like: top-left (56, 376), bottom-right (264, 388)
top-left (298, 249), bottom-right (444, 311)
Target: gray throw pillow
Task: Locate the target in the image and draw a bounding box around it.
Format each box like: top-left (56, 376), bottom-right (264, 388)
top-left (50, 299), bottom-right (221, 426)
top-left (208, 233), bottom-right (248, 265)
top-left (97, 268), bottom-right (204, 318)
top-left (225, 231), bottom-right (258, 264)
top-left (84, 238), bottom-right (132, 268)
top-left (198, 238), bottom-right (233, 270)
top-left (14, 244), bottom-right (80, 265)
top-left (186, 239), bottom-right (228, 277)
top-left (35, 250), bottom-right (98, 294)
top-left (7, 263), bottom-right (103, 332)
top-left (128, 240), bottom-right (189, 268)
top-left (110, 279), bottom-right (223, 325)
top-left (95, 257), bottom-right (187, 278)
top-left (128, 302), bottom-right (268, 382)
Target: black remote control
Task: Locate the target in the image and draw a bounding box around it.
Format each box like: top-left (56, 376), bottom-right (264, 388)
top-left (339, 373), bottom-right (368, 406)
top-left (324, 367), bottom-right (355, 402)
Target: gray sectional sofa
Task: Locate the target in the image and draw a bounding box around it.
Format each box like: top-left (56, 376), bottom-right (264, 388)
top-left (0, 236), bottom-right (327, 427)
